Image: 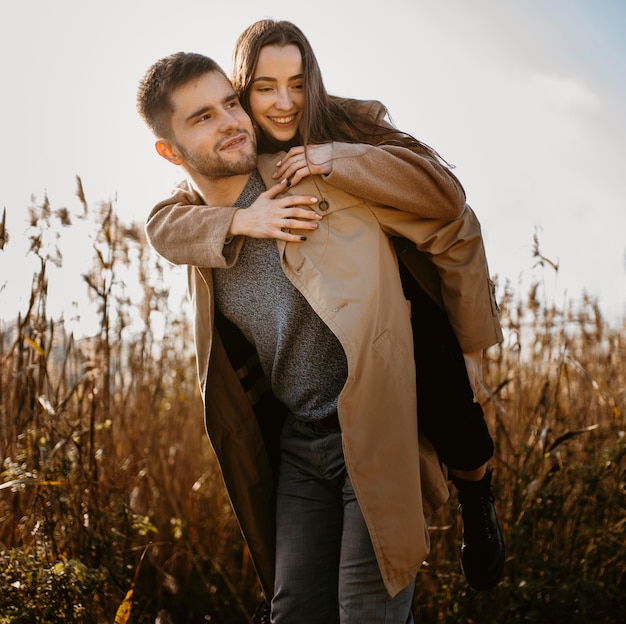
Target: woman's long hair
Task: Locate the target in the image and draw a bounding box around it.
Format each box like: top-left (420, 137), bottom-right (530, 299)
top-left (232, 19), bottom-right (448, 163)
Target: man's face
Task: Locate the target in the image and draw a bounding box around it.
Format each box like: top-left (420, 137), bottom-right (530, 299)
top-left (163, 71), bottom-right (257, 178)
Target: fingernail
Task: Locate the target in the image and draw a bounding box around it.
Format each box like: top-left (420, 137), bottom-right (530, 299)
top-left (300, 236), bottom-right (307, 241)
top-left (276, 160), bottom-right (282, 166)
top-left (310, 197), bottom-right (317, 202)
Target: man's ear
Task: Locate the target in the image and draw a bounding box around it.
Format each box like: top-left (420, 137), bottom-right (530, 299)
top-left (155, 139), bottom-right (184, 165)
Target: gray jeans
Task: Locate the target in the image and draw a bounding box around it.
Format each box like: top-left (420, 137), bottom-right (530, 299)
top-left (271, 416), bottom-right (416, 624)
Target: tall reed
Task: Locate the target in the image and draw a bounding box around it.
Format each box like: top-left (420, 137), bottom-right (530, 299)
top-left (1, 183), bottom-right (260, 623)
top-left (1, 184), bottom-right (624, 623)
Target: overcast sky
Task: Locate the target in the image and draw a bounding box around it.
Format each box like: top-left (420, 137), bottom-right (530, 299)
top-left (2, 0), bottom-right (625, 327)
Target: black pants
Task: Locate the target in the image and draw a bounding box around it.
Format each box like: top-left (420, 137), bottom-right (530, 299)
top-left (398, 261), bottom-right (494, 472)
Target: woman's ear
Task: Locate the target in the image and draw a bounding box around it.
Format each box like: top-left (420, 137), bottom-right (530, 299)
top-left (155, 139), bottom-right (184, 165)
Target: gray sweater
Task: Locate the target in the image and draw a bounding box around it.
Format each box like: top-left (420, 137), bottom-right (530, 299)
top-left (212, 172), bottom-right (348, 421)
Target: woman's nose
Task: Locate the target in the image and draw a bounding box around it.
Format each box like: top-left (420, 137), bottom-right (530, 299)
top-left (274, 89), bottom-right (293, 110)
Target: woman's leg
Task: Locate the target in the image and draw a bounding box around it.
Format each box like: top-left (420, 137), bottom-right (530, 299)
top-left (397, 262), bottom-right (504, 591)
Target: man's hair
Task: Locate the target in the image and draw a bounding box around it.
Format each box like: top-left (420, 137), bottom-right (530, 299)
top-left (137, 52), bottom-right (227, 139)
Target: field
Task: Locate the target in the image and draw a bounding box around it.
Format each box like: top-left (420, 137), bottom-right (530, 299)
top-left (1, 189), bottom-right (624, 623)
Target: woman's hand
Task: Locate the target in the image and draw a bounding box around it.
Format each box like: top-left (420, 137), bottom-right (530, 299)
top-left (229, 179), bottom-right (322, 242)
top-left (272, 144), bottom-right (334, 186)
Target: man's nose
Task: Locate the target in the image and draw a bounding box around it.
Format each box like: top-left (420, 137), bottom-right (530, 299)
top-left (219, 110), bottom-right (239, 131)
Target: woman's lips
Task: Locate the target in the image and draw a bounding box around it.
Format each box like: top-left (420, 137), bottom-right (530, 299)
top-left (269, 114), bottom-right (297, 126)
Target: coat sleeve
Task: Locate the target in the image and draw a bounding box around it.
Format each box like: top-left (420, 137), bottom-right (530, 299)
top-left (145, 180), bottom-right (244, 268)
top-left (322, 99), bottom-right (465, 219)
top-left (325, 142), bottom-right (466, 219)
top-left (377, 205), bottom-right (503, 353)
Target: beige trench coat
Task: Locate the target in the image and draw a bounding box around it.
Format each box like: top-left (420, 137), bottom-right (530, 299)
top-left (146, 152), bottom-right (502, 599)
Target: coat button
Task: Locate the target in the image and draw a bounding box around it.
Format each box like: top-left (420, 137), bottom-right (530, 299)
top-left (318, 199), bottom-right (329, 212)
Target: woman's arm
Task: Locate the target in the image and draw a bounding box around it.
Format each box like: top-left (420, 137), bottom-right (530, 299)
top-left (331, 142), bottom-right (466, 219)
top-left (272, 142), bottom-right (465, 220)
top-left (145, 179), bottom-right (322, 268)
top-left (145, 181), bottom-right (243, 268)
top-left (272, 99), bottom-right (466, 219)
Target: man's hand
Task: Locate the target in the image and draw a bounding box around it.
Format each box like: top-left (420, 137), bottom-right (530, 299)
top-left (272, 144), bottom-right (333, 186)
top-left (228, 179), bottom-right (322, 242)
top-left (463, 350), bottom-right (483, 400)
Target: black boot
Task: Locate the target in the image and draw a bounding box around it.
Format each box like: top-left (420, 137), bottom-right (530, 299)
top-left (451, 468), bottom-right (504, 590)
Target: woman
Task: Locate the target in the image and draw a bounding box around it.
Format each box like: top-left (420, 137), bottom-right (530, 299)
top-left (231, 17), bottom-right (505, 613)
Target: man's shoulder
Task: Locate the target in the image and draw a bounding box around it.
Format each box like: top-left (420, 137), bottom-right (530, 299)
top-left (157, 178), bottom-right (202, 206)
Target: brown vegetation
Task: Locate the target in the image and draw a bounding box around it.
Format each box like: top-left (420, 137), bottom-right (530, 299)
top-left (1, 184), bottom-right (624, 623)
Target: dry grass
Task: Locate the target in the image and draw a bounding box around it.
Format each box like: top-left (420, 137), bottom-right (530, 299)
top-left (414, 262), bottom-right (626, 622)
top-left (1, 184), bottom-right (624, 623)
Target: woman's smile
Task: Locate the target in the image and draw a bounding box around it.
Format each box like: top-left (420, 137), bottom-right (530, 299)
top-left (269, 114), bottom-right (298, 125)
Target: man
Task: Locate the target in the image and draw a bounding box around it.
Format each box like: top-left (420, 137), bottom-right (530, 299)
top-left (137, 52), bottom-right (503, 623)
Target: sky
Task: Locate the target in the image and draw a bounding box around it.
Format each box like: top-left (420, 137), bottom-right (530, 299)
top-left (2, 0), bottom-right (626, 329)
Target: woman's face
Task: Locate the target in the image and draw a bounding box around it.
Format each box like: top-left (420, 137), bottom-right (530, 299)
top-left (248, 44), bottom-right (305, 143)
